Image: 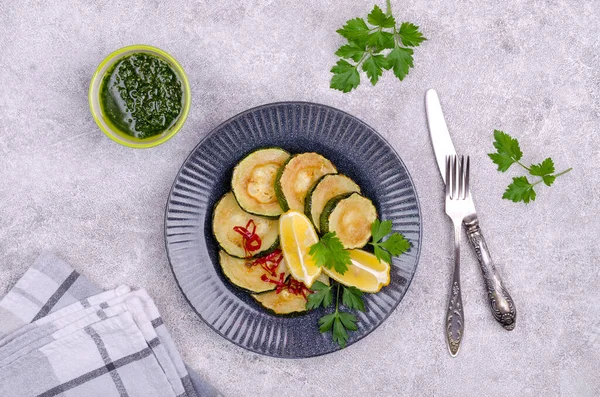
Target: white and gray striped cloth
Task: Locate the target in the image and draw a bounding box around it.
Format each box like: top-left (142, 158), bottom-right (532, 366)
top-left (0, 252), bottom-right (220, 397)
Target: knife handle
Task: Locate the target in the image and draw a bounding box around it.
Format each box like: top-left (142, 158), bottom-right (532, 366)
top-left (463, 218), bottom-right (517, 330)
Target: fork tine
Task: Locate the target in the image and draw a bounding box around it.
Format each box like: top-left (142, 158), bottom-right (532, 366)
top-left (452, 155), bottom-right (457, 199)
top-left (465, 156), bottom-right (470, 198)
top-left (459, 155), bottom-right (465, 199)
top-left (445, 155), bottom-right (451, 198)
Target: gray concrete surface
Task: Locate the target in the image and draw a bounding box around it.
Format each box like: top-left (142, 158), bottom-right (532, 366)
top-left (1, 1), bottom-right (599, 396)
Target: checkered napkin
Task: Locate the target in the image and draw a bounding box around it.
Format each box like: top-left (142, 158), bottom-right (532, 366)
top-left (0, 252), bottom-right (219, 397)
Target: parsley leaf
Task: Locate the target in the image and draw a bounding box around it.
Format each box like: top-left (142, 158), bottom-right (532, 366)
top-left (332, 316), bottom-right (350, 347)
top-left (542, 174), bottom-right (556, 187)
top-left (369, 219), bottom-right (410, 264)
top-left (330, 60), bottom-right (360, 93)
top-left (380, 233), bottom-right (411, 256)
top-left (371, 219), bottom-right (392, 242)
top-left (488, 130), bottom-right (523, 172)
top-left (489, 130), bottom-right (572, 203)
top-left (503, 176), bottom-right (536, 203)
top-left (398, 22), bottom-right (427, 47)
top-left (373, 246), bottom-right (392, 265)
top-left (309, 232), bottom-right (352, 274)
top-left (529, 157), bottom-right (554, 179)
top-left (362, 54), bottom-right (389, 85)
top-left (335, 42), bottom-right (365, 62)
top-left (331, 3), bottom-right (426, 92)
top-left (529, 158), bottom-right (557, 186)
top-left (385, 47), bottom-right (414, 80)
top-left (342, 286), bottom-right (365, 311)
top-left (306, 281), bottom-right (333, 310)
top-left (336, 18), bottom-right (370, 42)
top-left (338, 311), bottom-right (358, 331)
top-left (318, 313), bottom-right (336, 333)
top-left (530, 157), bottom-right (555, 176)
top-left (367, 5), bottom-right (396, 28)
top-left (367, 31), bottom-right (395, 51)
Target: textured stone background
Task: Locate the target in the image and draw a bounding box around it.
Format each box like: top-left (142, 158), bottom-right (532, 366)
top-left (1, 1), bottom-right (599, 396)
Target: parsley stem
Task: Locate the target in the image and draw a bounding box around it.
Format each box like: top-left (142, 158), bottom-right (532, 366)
top-left (354, 51), bottom-right (370, 72)
top-left (531, 167), bottom-right (573, 186)
top-left (335, 283), bottom-right (340, 314)
top-left (553, 167), bottom-right (573, 178)
top-left (386, 0), bottom-right (392, 16)
top-left (516, 160), bottom-right (532, 172)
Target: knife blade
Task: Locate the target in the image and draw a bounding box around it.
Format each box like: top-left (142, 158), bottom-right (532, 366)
top-left (425, 89), bottom-right (517, 331)
top-left (425, 90), bottom-right (457, 184)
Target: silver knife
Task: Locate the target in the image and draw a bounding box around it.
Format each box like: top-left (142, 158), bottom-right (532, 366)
top-left (425, 89), bottom-right (517, 331)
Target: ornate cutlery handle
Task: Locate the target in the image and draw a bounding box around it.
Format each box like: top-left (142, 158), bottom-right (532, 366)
top-left (446, 223), bottom-right (464, 356)
top-left (464, 217), bottom-right (516, 330)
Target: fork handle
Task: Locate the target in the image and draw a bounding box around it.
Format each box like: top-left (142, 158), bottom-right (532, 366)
top-left (445, 222), bottom-right (464, 356)
top-left (464, 219), bottom-right (517, 330)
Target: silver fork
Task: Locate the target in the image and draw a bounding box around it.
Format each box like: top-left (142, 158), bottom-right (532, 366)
top-left (444, 155), bottom-right (470, 357)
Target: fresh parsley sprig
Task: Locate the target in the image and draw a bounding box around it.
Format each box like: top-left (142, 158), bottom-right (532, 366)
top-left (306, 281), bottom-right (334, 310)
top-left (488, 130), bottom-right (572, 203)
top-left (306, 281), bottom-right (365, 348)
top-left (369, 219), bottom-right (410, 264)
top-left (307, 219), bottom-right (409, 348)
top-left (309, 232), bottom-right (352, 274)
top-left (331, 1), bottom-right (426, 92)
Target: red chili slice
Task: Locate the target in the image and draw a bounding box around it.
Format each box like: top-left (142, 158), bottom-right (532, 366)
top-left (253, 249), bottom-right (283, 277)
top-left (233, 220), bottom-right (262, 257)
top-left (286, 278), bottom-right (313, 299)
top-left (260, 270), bottom-right (313, 300)
top-left (261, 272), bottom-right (286, 292)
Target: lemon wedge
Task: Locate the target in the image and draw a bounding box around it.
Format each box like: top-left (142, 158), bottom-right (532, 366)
top-left (323, 249), bottom-right (390, 293)
top-left (279, 210), bottom-right (321, 287)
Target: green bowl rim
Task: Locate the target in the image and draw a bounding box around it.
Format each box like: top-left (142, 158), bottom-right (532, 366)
top-left (88, 44), bottom-right (191, 149)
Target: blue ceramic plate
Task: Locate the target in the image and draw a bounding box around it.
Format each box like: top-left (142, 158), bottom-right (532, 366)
top-left (165, 102), bottom-right (422, 358)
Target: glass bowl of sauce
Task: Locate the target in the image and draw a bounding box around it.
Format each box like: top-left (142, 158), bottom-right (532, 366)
top-left (89, 45), bottom-right (191, 148)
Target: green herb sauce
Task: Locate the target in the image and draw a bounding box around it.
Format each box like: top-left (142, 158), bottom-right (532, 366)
top-left (100, 53), bottom-right (183, 139)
